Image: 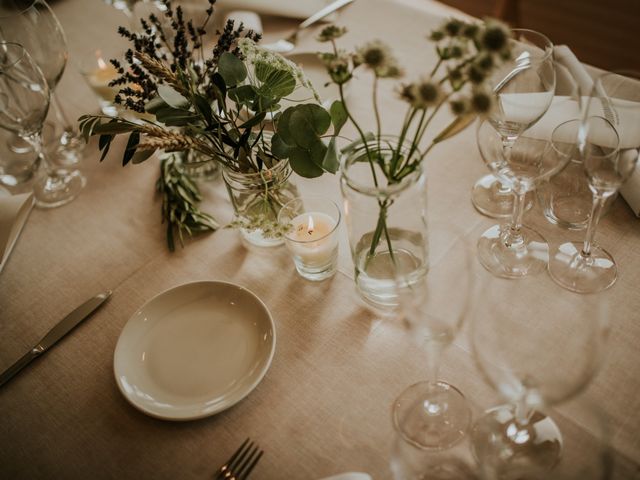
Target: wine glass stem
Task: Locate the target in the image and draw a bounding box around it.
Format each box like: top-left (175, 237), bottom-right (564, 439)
top-left (581, 194), bottom-right (607, 256)
top-left (51, 91), bottom-right (73, 132)
top-left (503, 189), bottom-right (527, 248)
top-left (514, 396), bottom-right (531, 426)
top-left (425, 343), bottom-right (442, 387)
top-left (25, 132), bottom-right (54, 175)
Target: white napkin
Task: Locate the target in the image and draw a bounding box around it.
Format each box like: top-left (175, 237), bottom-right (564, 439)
top-left (0, 188), bottom-right (34, 273)
top-left (520, 46), bottom-right (640, 216)
top-left (318, 473), bottom-right (372, 480)
top-left (217, 0), bottom-right (330, 19)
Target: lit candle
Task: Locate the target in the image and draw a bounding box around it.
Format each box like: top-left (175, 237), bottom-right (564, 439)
top-left (279, 196), bottom-right (341, 281)
top-left (85, 52), bottom-right (120, 103)
top-left (288, 212), bottom-right (338, 267)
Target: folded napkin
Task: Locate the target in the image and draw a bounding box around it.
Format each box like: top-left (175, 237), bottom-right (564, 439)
top-left (319, 473), bottom-right (372, 480)
top-left (217, 0), bottom-right (330, 19)
top-left (520, 46), bottom-right (640, 216)
top-left (0, 188), bottom-right (34, 273)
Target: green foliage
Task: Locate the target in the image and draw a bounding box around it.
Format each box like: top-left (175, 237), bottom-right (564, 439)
top-left (157, 154), bottom-right (219, 252)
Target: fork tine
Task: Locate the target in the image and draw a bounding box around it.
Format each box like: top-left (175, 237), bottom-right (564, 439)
top-left (215, 438), bottom-right (250, 479)
top-left (227, 440), bottom-right (254, 473)
top-left (238, 449), bottom-right (263, 480)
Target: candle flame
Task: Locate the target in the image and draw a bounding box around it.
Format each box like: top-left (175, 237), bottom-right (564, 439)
top-left (306, 215), bottom-right (314, 235)
top-left (96, 50), bottom-right (108, 70)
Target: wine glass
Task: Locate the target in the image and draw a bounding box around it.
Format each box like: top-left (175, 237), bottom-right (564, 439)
top-left (0, 0), bottom-right (86, 166)
top-left (390, 431), bottom-right (479, 480)
top-left (471, 29), bottom-right (555, 219)
top-left (470, 272), bottom-right (609, 478)
top-left (548, 72), bottom-right (640, 293)
top-left (391, 223), bottom-right (475, 450)
top-left (476, 119), bottom-right (571, 277)
top-left (0, 42), bottom-right (83, 206)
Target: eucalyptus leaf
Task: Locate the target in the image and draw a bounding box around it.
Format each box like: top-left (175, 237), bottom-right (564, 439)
top-left (284, 104), bottom-right (331, 149)
top-left (271, 133), bottom-right (291, 159)
top-left (228, 85), bottom-right (257, 106)
top-left (330, 100), bottom-right (348, 135)
top-left (289, 147), bottom-right (324, 178)
top-left (157, 85), bottom-right (189, 109)
top-left (276, 107), bottom-right (295, 145)
top-left (218, 52), bottom-right (247, 86)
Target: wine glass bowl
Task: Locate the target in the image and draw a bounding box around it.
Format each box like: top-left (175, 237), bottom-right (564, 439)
top-left (0, 44), bottom-right (50, 136)
top-left (537, 120), bottom-right (593, 230)
top-left (548, 112), bottom-right (636, 293)
top-left (476, 119), bottom-right (569, 278)
top-left (470, 29), bottom-right (555, 219)
top-left (470, 273), bottom-right (609, 477)
top-left (392, 224), bottom-right (475, 450)
top-left (0, 0), bottom-right (85, 167)
top-left (0, 42), bottom-right (83, 207)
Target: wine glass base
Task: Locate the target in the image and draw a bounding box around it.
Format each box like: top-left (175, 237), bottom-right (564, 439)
top-left (471, 406), bottom-right (563, 478)
top-left (477, 224), bottom-right (548, 278)
top-left (35, 169), bottom-right (85, 208)
top-left (548, 242), bottom-right (617, 293)
top-left (392, 381), bottom-right (471, 450)
top-left (471, 174), bottom-right (533, 219)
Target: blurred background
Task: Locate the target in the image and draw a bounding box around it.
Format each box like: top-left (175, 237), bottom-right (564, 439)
top-left (438, 0), bottom-right (640, 72)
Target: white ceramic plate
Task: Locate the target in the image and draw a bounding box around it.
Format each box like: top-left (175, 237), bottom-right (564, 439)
top-left (114, 281), bottom-right (276, 421)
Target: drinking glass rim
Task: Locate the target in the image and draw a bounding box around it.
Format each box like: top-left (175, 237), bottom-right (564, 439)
top-left (0, 0), bottom-right (37, 18)
top-left (510, 28), bottom-right (554, 63)
top-left (278, 196), bottom-right (341, 244)
top-left (340, 135), bottom-right (424, 197)
top-left (0, 42), bottom-right (27, 70)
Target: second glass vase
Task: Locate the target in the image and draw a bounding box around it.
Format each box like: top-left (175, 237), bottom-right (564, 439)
top-left (340, 137), bottom-right (428, 312)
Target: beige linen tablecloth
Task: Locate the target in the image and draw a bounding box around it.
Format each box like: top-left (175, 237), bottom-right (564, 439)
top-left (1, 1), bottom-right (639, 478)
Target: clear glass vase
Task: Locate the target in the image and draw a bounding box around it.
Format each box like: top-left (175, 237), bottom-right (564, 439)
top-left (223, 158), bottom-right (299, 248)
top-left (340, 137), bottom-right (428, 311)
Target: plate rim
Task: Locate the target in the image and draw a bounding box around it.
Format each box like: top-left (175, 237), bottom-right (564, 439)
top-left (113, 280), bottom-right (276, 421)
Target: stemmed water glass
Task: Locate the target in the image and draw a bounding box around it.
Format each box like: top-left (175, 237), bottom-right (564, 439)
top-left (0, 42), bottom-right (82, 206)
top-left (0, 0), bottom-right (86, 166)
top-left (470, 272), bottom-right (609, 478)
top-left (471, 29), bottom-right (555, 219)
top-left (548, 72), bottom-right (640, 293)
top-left (392, 224), bottom-right (475, 450)
top-left (476, 120), bottom-right (570, 278)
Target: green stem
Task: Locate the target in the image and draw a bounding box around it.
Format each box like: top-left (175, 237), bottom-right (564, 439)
top-left (430, 57), bottom-right (443, 78)
top-left (390, 107), bottom-right (417, 179)
top-left (373, 76), bottom-right (382, 155)
top-left (338, 83), bottom-right (379, 187)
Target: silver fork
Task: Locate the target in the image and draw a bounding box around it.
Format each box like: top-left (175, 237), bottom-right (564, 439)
top-left (215, 438), bottom-right (263, 480)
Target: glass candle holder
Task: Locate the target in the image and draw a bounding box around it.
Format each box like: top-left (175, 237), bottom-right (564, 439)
top-left (78, 49), bottom-right (122, 116)
top-left (278, 196), bottom-right (341, 281)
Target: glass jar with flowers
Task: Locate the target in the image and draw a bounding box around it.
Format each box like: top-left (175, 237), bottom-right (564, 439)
top-left (79, 0), bottom-right (338, 250)
top-left (307, 20), bottom-right (513, 309)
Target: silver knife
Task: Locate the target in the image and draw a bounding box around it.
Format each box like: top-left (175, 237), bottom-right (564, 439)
top-left (0, 291), bottom-right (112, 388)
